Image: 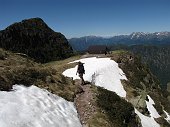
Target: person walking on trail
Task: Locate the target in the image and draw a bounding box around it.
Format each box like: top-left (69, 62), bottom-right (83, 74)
top-left (76, 61), bottom-right (85, 85)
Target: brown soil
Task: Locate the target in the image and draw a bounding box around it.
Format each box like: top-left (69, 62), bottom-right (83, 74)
top-left (74, 79), bottom-right (97, 126)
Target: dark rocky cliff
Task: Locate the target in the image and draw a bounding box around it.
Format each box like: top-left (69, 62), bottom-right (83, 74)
top-left (0, 18), bottom-right (73, 63)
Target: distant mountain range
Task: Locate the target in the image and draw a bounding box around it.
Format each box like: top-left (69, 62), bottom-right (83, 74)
top-left (69, 32), bottom-right (170, 88)
top-left (69, 32), bottom-right (170, 51)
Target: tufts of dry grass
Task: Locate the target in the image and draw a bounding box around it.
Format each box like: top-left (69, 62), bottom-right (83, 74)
top-left (0, 48), bottom-right (82, 101)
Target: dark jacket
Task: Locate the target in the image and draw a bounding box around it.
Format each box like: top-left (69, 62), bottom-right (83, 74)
top-left (77, 63), bottom-right (85, 74)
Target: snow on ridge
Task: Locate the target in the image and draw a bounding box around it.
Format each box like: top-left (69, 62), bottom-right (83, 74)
top-left (0, 85), bottom-right (82, 127)
top-left (145, 95), bottom-right (161, 118)
top-left (135, 95), bottom-right (161, 127)
top-left (147, 95), bottom-right (155, 105)
top-left (63, 57), bottom-right (127, 98)
top-left (135, 108), bottom-right (160, 127)
top-left (164, 110), bottom-right (170, 123)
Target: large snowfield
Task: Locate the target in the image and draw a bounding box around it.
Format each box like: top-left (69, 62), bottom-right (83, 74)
top-left (63, 57), bottom-right (127, 97)
top-left (0, 85), bottom-right (82, 127)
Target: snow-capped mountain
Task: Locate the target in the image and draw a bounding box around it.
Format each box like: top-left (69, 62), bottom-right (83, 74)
top-left (129, 32), bottom-right (170, 40)
top-left (69, 32), bottom-right (170, 51)
top-left (130, 32), bottom-right (148, 39)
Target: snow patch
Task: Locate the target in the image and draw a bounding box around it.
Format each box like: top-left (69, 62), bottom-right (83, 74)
top-left (135, 108), bottom-right (160, 127)
top-left (164, 110), bottom-right (170, 123)
top-left (147, 95), bottom-right (155, 105)
top-left (135, 95), bottom-right (164, 127)
top-left (145, 95), bottom-right (160, 118)
top-left (63, 57), bottom-right (127, 97)
top-left (0, 85), bottom-right (82, 127)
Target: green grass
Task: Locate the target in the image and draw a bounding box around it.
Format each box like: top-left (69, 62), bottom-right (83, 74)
top-left (111, 50), bottom-right (129, 55)
top-left (36, 55), bottom-right (83, 101)
top-left (109, 50), bottom-right (170, 125)
top-left (44, 55), bottom-right (81, 72)
top-left (87, 112), bottom-right (111, 127)
top-left (96, 87), bottom-right (137, 127)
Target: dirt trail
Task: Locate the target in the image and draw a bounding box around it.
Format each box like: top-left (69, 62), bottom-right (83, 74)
top-left (73, 54), bottom-right (107, 126)
top-left (74, 80), bottom-right (97, 127)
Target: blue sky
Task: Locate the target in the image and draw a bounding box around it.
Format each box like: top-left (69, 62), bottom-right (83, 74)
top-left (0, 0), bottom-right (170, 38)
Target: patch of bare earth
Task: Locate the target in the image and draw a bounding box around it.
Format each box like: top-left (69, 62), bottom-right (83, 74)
top-left (74, 79), bottom-right (97, 127)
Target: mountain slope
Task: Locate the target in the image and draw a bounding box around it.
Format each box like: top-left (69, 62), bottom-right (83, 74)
top-left (0, 18), bottom-right (73, 63)
top-left (129, 45), bottom-right (170, 89)
top-left (63, 52), bottom-right (170, 127)
top-left (0, 40), bottom-right (169, 126)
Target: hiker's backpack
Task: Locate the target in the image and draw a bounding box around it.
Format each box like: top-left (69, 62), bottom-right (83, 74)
top-left (78, 64), bottom-right (85, 74)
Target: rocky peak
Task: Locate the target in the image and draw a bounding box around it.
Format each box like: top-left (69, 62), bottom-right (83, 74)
top-left (6, 18), bottom-right (49, 29)
top-left (0, 17), bottom-right (73, 63)
top-left (3, 18), bottom-right (54, 38)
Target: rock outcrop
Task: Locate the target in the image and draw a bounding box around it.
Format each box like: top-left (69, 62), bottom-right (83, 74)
top-left (0, 18), bottom-right (73, 63)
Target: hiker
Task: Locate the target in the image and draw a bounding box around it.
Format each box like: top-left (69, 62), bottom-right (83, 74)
top-left (105, 51), bottom-right (107, 55)
top-left (76, 61), bottom-right (85, 85)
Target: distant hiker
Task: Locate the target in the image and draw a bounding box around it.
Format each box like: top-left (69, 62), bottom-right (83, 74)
top-left (105, 51), bottom-right (107, 55)
top-left (76, 61), bottom-right (85, 85)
